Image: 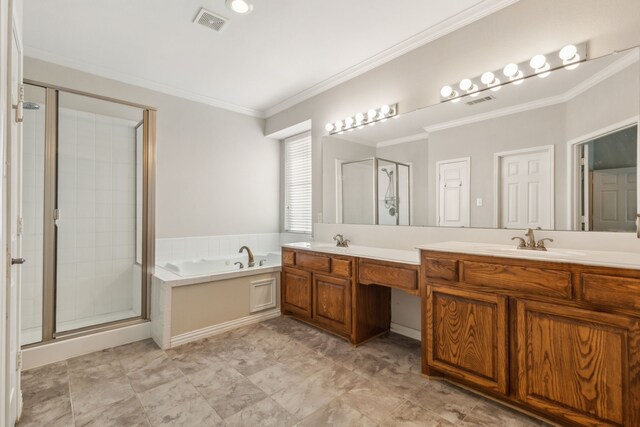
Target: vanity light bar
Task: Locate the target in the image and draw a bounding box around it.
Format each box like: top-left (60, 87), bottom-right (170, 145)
top-left (440, 43), bottom-right (587, 103)
top-left (325, 103), bottom-right (398, 135)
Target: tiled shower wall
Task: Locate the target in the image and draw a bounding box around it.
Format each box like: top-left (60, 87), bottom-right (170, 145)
top-left (156, 232), bottom-right (309, 264)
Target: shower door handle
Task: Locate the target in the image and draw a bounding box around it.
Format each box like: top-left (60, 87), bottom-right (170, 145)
top-left (11, 257), bottom-right (26, 265)
top-left (12, 84), bottom-right (24, 123)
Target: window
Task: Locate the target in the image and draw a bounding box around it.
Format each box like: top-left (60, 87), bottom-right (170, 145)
top-left (284, 132), bottom-right (312, 233)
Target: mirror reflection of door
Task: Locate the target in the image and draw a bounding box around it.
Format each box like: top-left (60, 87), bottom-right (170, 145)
top-left (436, 158), bottom-right (470, 227)
top-left (577, 124), bottom-right (638, 232)
top-left (495, 146), bottom-right (553, 230)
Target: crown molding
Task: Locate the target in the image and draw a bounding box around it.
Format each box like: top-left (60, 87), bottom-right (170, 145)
top-left (424, 51), bottom-right (639, 134)
top-left (263, 0), bottom-right (522, 118)
top-left (24, 46), bottom-right (265, 118)
top-left (376, 132), bottom-right (430, 148)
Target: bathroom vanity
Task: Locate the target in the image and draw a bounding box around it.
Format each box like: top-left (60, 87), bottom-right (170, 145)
top-left (420, 242), bottom-right (640, 427)
top-left (281, 242), bottom-right (419, 344)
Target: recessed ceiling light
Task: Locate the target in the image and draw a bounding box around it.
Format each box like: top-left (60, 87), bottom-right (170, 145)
top-left (226, 0), bottom-right (253, 14)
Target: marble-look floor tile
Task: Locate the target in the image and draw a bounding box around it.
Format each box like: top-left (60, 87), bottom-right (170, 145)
top-left (138, 377), bottom-right (224, 426)
top-left (127, 354), bottom-right (183, 393)
top-left (296, 398), bottom-right (378, 427)
top-left (116, 339), bottom-right (165, 372)
top-left (165, 343), bottom-right (221, 376)
top-left (17, 393), bottom-right (73, 427)
top-left (67, 348), bottom-right (120, 372)
top-left (384, 400), bottom-right (456, 427)
top-left (70, 375), bottom-right (136, 419)
top-left (271, 372), bottom-right (341, 420)
top-left (409, 380), bottom-right (479, 424)
top-left (369, 364), bottom-right (426, 398)
top-left (311, 364), bottom-right (366, 395)
top-left (224, 349), bottom-right (279, 376)
top-left (68, 360), bottom-right (126, 392)
top-left (75, 395), bottom-right (149, 427)
top-left (225, 397), bottom-right (298, 427)
top-left (458, 398), bottom-right (547, 427)
top-left (247, 363), bottom-right (306, 395)
top-left (21, 361), bottom-right (69, 404)
top-left (274, 347), bottom-right (335, 378)
top-left (188, 363), bottom-right (267, 419)
top-left (337, 382), bottom-right (406, 422)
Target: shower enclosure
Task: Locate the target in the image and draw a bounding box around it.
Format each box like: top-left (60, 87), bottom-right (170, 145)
top-left (20, 82), bottom-right (156, 346)
top-left (341, 157), bottom-right (410, 225)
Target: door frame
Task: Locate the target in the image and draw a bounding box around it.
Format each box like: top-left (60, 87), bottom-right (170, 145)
top-left (493, 145), bottom-right (555, 229)
top-left (566, 116), bottom-right (640, 231)
top-left (435, 157), bottom-right (470, 227)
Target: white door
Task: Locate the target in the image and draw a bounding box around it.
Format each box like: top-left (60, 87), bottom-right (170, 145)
top-left (592, 167), bottom-right (637, 232)
top-left (5, 17), bottom-right (23, 426)
top-left (498, 148), bottom-right (552, 229)
top-left (437, 158), bottom-right (470, 227)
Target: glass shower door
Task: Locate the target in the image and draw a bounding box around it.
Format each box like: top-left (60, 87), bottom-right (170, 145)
top-left (55, 92), bottom-right (144, 333)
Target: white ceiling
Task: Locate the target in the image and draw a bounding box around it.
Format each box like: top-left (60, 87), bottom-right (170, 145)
top-left (23, 0), bottom-right (517, 117)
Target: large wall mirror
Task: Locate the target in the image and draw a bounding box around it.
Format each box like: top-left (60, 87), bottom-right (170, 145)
top-left (322, 46), bottom-right (640, 232)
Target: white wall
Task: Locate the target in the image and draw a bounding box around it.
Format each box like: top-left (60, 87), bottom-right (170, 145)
top-left (265, 0), bottom-right (640, 226)
top-left (23, 57), bottom-right (282, 239)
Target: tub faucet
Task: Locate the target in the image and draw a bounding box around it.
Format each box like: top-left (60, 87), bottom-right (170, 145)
top-left (239, 246), bottom-right (255, 267)
top-left (333, 234), bottom-right (350, 248)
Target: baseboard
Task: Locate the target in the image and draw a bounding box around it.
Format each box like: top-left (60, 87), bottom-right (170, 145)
top-left (170, 308), bottom-right (281, 348)
top-left (22, 322), bottom-right (151, 370)
top-left (390, 322), bottom-right (422, 341)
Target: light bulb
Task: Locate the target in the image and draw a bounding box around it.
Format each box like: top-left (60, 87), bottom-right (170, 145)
top-left (459, 79), bottom-right (472, 91)
top-left (345, 117), bottom-right (354, 127)
top-left (536, 63), bottom-right (551, 78)
top-left (355, 113), bottom-right (365, 123)
top-left (440, 85), bottom-right (453, 98)
top-left (503, 63), bottom-right (519, 78)
top-left (511, 70), bottom-right (525, 85)
top-left (530, 54), bottom-right (547, 70)
top-left (325, 123), bottom-right (334, 132)
top-left (468, 84), bottom-right (479, 97)
top-left (559, 44), bottom-right (578, 61)
top-left (335, 120), bottom-right (343, 130)
top-left (564, 55), bottom-right (581, 70)
top-left (380, 105), bottom-right (391, 115)
top-left (367, 109), bottom-right (377, 120)
top-left (451, 97), bottom-right (461, 103)
top-left (489, 78), bottom-right (502, 92)
top-left (481, 71), bottom-right (495, 85)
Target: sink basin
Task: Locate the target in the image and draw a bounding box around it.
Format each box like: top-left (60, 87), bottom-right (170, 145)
top-left (477, 245), bottom-right (587, 258)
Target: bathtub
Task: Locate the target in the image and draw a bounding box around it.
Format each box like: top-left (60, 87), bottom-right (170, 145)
top-left (158, 252), bottom-right (281, 277)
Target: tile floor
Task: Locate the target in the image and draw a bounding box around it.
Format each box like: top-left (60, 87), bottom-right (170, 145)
top-left (18, 316), bottom-right (548, 426)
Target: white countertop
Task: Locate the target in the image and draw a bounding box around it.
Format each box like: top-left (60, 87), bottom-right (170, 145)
top-left (283, 242), bottom-right (420, 265)
top-left (418, 241), bottom-right (640, 270)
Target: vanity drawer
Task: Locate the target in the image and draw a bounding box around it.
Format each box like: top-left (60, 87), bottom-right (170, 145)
top-left (424, 258), bottom-right (458, 282)
top-left (461, 261), bottom-right (572, 299)
top-left (580, 273), bottom-right (640, 311)
top-left (331, 257), bottom-right (353, 278)
top-left (282, 250), bottom-right (296, 266)
top-left (359, 259), bottom-right (419, 294)
top-left (296, 252), bottom-right (331, 272)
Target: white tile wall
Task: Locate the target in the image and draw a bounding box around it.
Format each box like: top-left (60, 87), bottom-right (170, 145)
top-left (156, 232), bottom-right (310, 263)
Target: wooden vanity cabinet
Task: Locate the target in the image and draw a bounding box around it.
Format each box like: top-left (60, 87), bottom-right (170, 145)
top-left (421, 250), bottom-right (640, 427)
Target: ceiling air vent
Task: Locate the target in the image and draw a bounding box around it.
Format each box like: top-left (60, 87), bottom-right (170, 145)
top-left (466, 95), bottom-right (495, 106)
top-left (194, 8), bottom-right (228, 32)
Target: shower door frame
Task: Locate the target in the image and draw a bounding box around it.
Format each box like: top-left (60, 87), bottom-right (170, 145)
top-left (340, 157), bottom-right (411, 225)
top-left (22, 80), bottom-right (157, 347)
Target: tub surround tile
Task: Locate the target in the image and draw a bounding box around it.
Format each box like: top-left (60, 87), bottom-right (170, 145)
top-left (18, 317), bottom-right (548, 427)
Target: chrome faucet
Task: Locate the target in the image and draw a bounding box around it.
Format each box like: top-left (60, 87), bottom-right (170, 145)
top-left (511, 228), bottom-right (553, 251)
top-left (333, 234), bottom-right (350, 248)
top-left (239, 246), bottom-right (255, 267)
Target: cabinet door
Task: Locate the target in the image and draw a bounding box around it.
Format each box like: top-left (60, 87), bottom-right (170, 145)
top-left (282, 267), bottom-right (312, 319)
top-left (313, 273), bottom-right (352, 335)
top-left (426, 285), bottom-right (509, 395)
top-left (515, 299), bottom-right (640, 427)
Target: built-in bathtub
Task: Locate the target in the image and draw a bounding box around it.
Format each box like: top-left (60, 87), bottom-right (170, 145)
top-left (151, 251), bottom-right (282, 349)
top-left (159, 252), bottom-right (281, 278)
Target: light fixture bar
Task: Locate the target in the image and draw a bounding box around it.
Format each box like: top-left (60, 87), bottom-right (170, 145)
top-left (325, 103), bottom-right (398, 135)
top-left (440, 42), bottom-right (587, 103)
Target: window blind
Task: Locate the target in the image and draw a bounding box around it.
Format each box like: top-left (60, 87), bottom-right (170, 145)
top-left (284, 133), bottom-right (312, 234)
